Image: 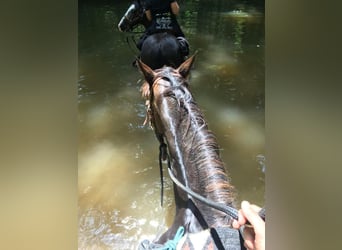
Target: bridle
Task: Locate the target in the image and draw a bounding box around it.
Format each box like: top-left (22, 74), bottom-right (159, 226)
top-left (123, 1), bottom-right (146, 32)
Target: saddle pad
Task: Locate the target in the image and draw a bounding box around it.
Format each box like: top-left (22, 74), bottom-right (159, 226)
top-left (176, 227), bottom-right (244, 250)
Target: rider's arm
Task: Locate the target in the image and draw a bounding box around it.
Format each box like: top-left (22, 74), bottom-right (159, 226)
top-left (145, 10), bottom-right (152, 21)
top-left (170, 1), bottom-right (180, 15)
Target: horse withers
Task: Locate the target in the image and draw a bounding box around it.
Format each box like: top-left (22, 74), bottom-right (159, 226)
top-left (137, 56), bottom-right (245, 249)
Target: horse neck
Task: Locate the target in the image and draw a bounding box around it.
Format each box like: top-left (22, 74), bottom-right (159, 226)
top-left (154, 85), bottom-right (236, 210)
top-left (180, 99), bottom-right (234, 204)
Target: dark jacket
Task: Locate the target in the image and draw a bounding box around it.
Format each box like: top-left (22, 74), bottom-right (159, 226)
top-left (145, 0), bottom-right (184, 37)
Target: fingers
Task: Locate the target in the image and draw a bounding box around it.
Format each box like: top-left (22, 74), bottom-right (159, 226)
top-left (232, 210), bottom-right (246, 229)
top-left (232, 219), bottom-right (240, 229)
top-left (232, 201), bottom-right (259, 228)
top-left (232, 201), bottom-right (265, 250)
top-left (241, 201), bottom-right (265, 235)
top-left (243, 227), bottom-right (256, 250)
top-left (250, 204), bottom-right (262, 213)
top-left (232, 201), bottom-right (263, 229)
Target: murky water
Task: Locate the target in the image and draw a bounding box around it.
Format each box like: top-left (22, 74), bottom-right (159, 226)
top-left (79, 1), bottom-right (264, 249)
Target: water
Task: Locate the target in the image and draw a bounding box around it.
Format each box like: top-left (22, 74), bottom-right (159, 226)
top-left (79, 1), bottom-right (264, 249)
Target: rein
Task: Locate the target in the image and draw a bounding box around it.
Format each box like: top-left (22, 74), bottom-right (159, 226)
top-left (126, 35), bottom-right (140, 55)
top-left (159, 142), bottom-right (167, 207)
top-left (158, 142), bottom-right (266, 222)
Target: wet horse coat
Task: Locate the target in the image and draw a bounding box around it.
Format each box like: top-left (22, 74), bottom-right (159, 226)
top-left (138, 56), bottom-right (245, 249)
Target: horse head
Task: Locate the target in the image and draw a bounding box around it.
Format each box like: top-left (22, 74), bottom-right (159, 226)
top-left (118, 0), bottom-right (149, 32)
top-left (138, 53), bottom-right (195, 118)
top-left (138, 54), bottom-right (196, 154)
top-left (138, 53), bottom-right (195, 96)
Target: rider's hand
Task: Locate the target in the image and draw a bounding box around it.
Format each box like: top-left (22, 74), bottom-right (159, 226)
top-left (232, 201), bottom-right (265, 250)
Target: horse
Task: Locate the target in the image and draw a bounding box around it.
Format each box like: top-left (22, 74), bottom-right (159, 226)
top-left (137, 55), bottom-right (246, 249)
top-left (118, 0), bottom-right (188, 70)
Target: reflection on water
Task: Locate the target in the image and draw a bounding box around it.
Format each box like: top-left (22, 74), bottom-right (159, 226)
top-left (79, 1), bottom-right (264, 249)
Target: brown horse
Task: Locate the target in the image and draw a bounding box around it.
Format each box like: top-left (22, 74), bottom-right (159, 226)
top-left (138, 56), bottom-right (245, 249)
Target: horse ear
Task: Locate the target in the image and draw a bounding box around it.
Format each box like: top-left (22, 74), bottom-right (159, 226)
top-left (177, 52), bottom-right (197, 79)
top-left (137, 59), bottom-right (155, 85)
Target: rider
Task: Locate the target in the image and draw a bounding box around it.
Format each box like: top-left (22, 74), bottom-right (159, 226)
top-left (137, 0), bottom-right (189, 58)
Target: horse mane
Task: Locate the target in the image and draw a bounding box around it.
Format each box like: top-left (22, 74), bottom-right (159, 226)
top-left (173, 83), bottom-right (236, 207)
top-left (141, 65), bottom-right (236, 227)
